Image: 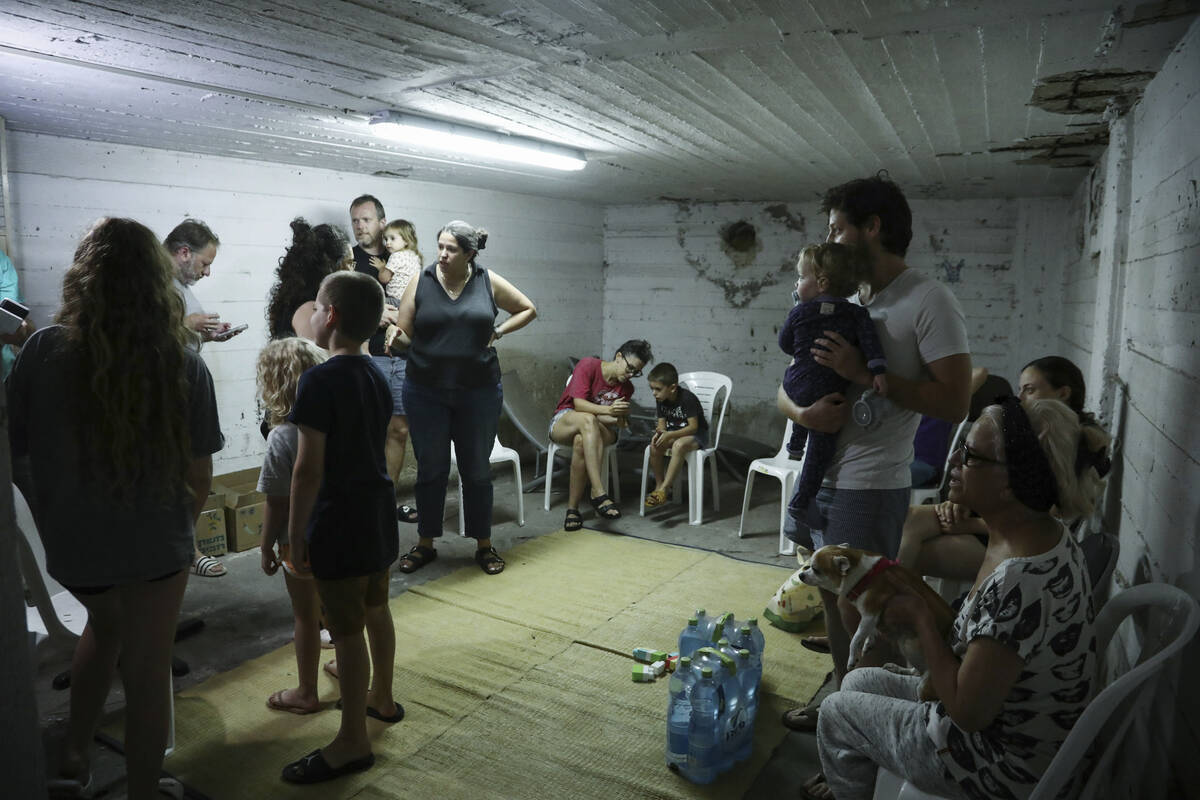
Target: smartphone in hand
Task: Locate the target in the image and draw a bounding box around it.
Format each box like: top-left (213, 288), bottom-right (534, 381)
top-left (0, 298), bottom-right (29, 335)
top-left (212, 323), bottom-right (248, 342)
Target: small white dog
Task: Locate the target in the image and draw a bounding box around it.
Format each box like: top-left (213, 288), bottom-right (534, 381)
top-left (798, 543), bottom-right (954, 701)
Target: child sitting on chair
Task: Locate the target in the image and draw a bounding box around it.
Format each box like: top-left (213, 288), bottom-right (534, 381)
top-left (257, 336), bottom-right (329, 716)
top-left (781, 242), bottom-right (887, 519)
top-left (644, 362), bottom-right (709, 509)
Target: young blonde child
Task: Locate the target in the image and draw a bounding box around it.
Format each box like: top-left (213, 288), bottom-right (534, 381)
top-left (257, 336), bottom-right (329, 715)
top-left (780, 242), bottom-right (888, 520)
top-left (369, 219), bottom-right (423, 303)
top-left (644, 362), bottom-right (709, 509)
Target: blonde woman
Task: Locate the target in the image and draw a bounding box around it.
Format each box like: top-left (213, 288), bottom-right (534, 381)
top-left (809, 397), bottom-right (1109, 800)
top-left (8, 218), bottom-right (223, 799)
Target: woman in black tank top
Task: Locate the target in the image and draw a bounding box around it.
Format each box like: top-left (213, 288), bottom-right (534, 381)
top-left (393, 220), bottom-right (537, 575)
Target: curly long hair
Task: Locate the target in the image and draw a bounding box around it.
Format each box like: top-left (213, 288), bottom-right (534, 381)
top-left (266, 218), bottom-right (349, 338)
top-left (257, 337), bottom-right (327, 427)
top-left (55, 217), bottom-right (193, 506)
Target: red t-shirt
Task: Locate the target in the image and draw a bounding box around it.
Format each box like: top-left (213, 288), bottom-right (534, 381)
top-left (554, 357), bottom-right (634, 412)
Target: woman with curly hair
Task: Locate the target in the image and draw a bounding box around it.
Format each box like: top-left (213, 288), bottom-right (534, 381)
top-left (7, 217), bottom-right (224, 798)
top-left (266, 218), bottom-right (353, 340)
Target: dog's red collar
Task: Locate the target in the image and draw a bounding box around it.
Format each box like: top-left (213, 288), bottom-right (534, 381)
top-left (846, 557), bottom-right (898, 601)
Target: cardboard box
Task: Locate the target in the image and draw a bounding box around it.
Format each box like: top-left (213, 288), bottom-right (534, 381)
top-left (195, 493), bottom-right (227, 556)
top-left (213, 468), bottom-right (266, 553)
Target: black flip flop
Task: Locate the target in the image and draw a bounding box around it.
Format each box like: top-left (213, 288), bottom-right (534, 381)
top-left (281, 749), bottom-right (375, 784)
top-left (564, 508), bottom-right (583, 531)
top-left (397, 504), bottom-right (419, 523)
top-left (588, 493), bottom-right (621, 519)
top-left (801, 635), bottom-right (831, 654)
top-left (335, 698), bottom-right (405, 723)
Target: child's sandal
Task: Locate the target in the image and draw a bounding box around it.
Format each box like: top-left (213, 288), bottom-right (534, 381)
top-left (588, 493), bottom-right (621, 520)
top-left (564, 508), bottom-right (584, 531)
top-left (644, 489), bottom-right (669, 509)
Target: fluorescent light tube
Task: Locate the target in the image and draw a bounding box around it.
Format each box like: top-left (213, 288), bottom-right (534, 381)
top-left (369, 111), bottom-right (586, 171)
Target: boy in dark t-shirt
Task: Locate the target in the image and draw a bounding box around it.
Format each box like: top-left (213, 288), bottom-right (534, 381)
top-left (283, 271), bottom-right (401, 785)
top-left (644, 362), bottom-right (709, 509)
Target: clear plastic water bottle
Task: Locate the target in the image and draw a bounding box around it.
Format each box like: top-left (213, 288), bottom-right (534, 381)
top-left (693, 646), bottom-right (739, 772)
top-left (731, 624), bottom-right (764, 689)
top-left (665, 656), bottom-right (695, 771)
top-left (678, 614), bottom-right (705, 658)
top-left (735, 647), bottom-right (757, 762)
top-left (682, 666), bottom-right (720, 784)
top-left (715, 639), bottom-right (752, 764)
top-left (706, 611), bottom-right (734, 646)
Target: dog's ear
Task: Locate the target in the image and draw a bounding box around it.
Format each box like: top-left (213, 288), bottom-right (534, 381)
top-left (833, 555), bottom-right (852, 576)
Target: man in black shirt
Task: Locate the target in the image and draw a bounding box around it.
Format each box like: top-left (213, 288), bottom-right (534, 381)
top-left (349, 194), bottom-right (418, 524)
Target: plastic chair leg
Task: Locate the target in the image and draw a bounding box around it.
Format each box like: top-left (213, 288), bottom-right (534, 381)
top-left (737, 470), bottom-right (757, 538)
top-left (544, 442), bottom-right (558, 511)
top-left (639, 445), bottom-right (652, 516)
top-left (509, 455), bottom-right (525, 526)
top-left (779, 474), bottom-right (796, 556)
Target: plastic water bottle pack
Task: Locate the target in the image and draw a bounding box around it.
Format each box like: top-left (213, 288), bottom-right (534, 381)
top-left (667, 608), bottom-right (766, 784)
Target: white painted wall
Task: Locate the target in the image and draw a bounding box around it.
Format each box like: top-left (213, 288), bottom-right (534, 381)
top-left (5, 132), bottom-right (605, 474)
top-left (1055, 18), bottom-right (1200, 794)
top-left (602, 196), bottom-right (1071, 444)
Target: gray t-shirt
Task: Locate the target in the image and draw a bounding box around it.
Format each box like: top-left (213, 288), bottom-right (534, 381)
top-left (174, 277), bottom-right (204, 351)
top-left (257, 422), bottom-right (298, 496)
top-left (824, 268), bottom-right (969, 490)
top-left (6, 325), bottom-right (224, 587)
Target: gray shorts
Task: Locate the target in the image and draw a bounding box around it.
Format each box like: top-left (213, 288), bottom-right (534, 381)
top-left (371, 354), bottom-right (407, 416)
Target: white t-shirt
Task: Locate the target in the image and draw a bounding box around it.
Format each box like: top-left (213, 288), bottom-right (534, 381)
top-left (257, 422), bottom-right (299, 496)
top-left (824, 268), bottom-right (969, 490)
top-left (174, 277), bottom-right (205, 352)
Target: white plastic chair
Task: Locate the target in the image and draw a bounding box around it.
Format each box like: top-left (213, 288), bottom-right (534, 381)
top-left (14, 486), bottom-right (177, 755)
top-left (875, 582), bottom-right (1200, 800)
top-left (452, 436), bottom-right (525, 536)
top-left (910, 418), bottom-right (969, 506)
top-left (735, 420), bottom-right (805, 555)
top-left (637, 371), bottom-right (732, 525)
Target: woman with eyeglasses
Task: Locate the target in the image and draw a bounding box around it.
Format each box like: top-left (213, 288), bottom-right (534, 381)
top-left (814, 396), bottom-right (1105, 800)
top-left (895, 355), bottom-right (1111, 580)
top-left (547, 339), bottom-right (654, 530)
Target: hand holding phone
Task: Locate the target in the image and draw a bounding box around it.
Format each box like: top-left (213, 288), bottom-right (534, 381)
top-left (211, 323), bottom-right (248, 342)
top-left (0, 298), bottom-right (29, 336)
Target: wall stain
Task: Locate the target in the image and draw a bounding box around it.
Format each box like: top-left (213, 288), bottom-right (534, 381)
top-left (674, 201), bottom-right (805, 308)
top-left (929, 232), bottom-right (946, 253)
top-left (764, 204), bottom-right (807, 233)
top-left (939, 259), bottom-right (965, 283)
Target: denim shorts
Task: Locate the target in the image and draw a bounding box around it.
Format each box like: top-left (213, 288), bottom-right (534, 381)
top-left (783, 485), bottom-right (910, 557)
top-left (371, 354), bottom-right (407, 416)
top-left (548, 407), bottom-right (570, 440)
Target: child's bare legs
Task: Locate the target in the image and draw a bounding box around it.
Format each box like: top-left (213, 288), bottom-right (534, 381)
top-left (312, 576), bottom-right (375, 767)
top-left (66, 570), bottom-right (188, 800)
top-left (650, 435), bottom-right (698, 494)
top-left (270, 571), bottom-right (322, 712)
top-left (363, 589), bottom-right (398, 717)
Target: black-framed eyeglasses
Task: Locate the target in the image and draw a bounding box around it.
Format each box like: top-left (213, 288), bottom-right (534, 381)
top-left (956, 441), bottom-right (1006, 467)
top-left (619, 353), bottom-right (643, 378)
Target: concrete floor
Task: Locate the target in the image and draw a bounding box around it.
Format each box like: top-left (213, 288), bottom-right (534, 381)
top-left (34, 451), bottom-right (830, 799)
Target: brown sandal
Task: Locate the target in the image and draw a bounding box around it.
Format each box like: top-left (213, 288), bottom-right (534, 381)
top-left (397, 545), bottom-right (437, 574)
top-left (475, 547), bottom-right (505, 575)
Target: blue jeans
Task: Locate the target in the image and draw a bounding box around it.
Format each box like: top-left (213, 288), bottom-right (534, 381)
top-left (783, 484), bottom-right (911, 558)
top-left (403, 380), bottom-right (502, 540)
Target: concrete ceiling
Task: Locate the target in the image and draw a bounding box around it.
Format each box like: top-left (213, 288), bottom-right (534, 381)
top-left (0, 0), bottom-right (1195, 204)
